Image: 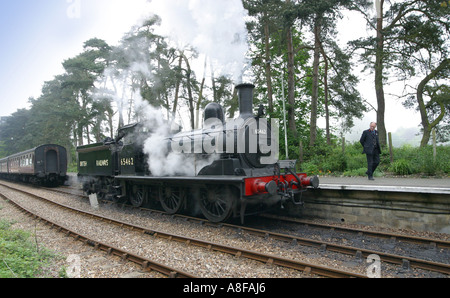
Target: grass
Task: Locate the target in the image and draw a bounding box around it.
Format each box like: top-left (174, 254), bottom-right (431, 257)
top-left (298, 143), bottom-right (450, 178)
top-left (0, 219), bottom-right (63, 278)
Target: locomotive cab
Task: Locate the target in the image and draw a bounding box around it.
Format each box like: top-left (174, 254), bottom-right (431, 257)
top-left (117, 124), bottom-right (149, 176)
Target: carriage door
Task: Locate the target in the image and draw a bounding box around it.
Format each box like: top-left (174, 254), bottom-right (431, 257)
top-left (45, 149), bottom-right (59, 174)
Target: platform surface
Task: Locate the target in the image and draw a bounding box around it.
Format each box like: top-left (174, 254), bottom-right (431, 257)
top-left (318, 176), bottom-right (450, 194)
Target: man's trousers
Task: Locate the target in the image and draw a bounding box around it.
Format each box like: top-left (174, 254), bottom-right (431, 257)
top-left (366, 153), bottom-right (380, 177)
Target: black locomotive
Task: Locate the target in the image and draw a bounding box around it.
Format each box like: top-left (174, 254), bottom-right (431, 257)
top-left (77, 84), bottom-right (319, 223)
top-left (0, 144), bottom-right (68, 186)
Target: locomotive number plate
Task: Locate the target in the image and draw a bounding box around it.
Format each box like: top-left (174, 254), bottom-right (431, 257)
top-left (121, 158), bottom-right (134, 166)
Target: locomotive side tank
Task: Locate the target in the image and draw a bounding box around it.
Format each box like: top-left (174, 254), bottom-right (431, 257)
top-left (77, 84), bottom-right (319, 223)
top-left (77, 123), bottom-right (147, 199)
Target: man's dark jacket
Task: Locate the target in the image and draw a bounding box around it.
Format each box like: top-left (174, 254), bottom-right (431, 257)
top-left (360, 129), bottom-right (381, 155)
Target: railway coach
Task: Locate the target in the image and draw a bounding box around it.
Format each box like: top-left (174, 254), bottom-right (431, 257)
top-left (0, 144), bottom-right (68, 186)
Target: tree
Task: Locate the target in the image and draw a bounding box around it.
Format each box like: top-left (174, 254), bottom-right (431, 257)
top-left (0, 109), bottom-right (32, 155)
top-left (393, 2), bottom-right (449, 146)
top-left (415, 59), bottom-right (450, 146)
top-left (350, 0), bottom-right (449, 147)
top-left (28, 76), bottom-right (78, 148)
top-left (323, 41), bottom-right (367, 142)
top-left (244, 0), bottom-right (278, 114)
top-left (62, 38), bottom-right (112, 145)
top-left (352, 0), bottom-right (449, 147)
top-left (245, 0), bottom-right (311, 142)
top-left (293, 0), bottom-right (364, 146)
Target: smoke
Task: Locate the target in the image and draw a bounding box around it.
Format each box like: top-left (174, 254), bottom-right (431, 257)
top-left (133, 97), bottom-right (220, 176)
top-left (134, 1), bottom-right (251, 176)
top-left (93, 1), bottom-right (251, 176)
top-left (149, 0), bottom-right (250, 83)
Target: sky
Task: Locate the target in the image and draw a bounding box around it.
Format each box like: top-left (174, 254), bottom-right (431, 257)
top-left (0, 0), bottom-right (424, 145)
top-left (0, 0), bottom-right (150, 115)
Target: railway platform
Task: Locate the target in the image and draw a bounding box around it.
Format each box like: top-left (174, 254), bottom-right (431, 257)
top-left (318, 176), bottom-right (450, 195)
top-left (285, 176), bottom-right (450, 234)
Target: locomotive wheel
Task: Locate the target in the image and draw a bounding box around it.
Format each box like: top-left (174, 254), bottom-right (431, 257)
top-left (160, 186), bottom-right (186, 215)
top-left (129, 184), bottom-right (147, 208)
top-left (199, 185), bottom-right (234, 223)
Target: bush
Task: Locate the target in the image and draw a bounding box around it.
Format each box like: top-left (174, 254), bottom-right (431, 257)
top-left (392, 145), bottom-right (449, 176)
top-left (301, 161), bottom-right (320, 176)
top-left (389, 159), bottom-right (413, 175)
top-left (299, 141), bottom-right (449, 177)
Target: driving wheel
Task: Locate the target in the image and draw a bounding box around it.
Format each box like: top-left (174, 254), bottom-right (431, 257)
top-left (199, 185), bottom-right (234, 223)
top-left (129, 184), bottom-right (147, 207)
top-left (160, 186), bottom-right (186, 215)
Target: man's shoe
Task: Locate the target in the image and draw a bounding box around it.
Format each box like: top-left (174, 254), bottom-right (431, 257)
top-left (368, 177), bottom-right (375, 181)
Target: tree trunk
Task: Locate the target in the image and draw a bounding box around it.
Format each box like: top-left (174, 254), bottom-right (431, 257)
top-left (319, 42), bottom-right (330, 145)
top-left (182, 53), bottom-right (195, 130)
top-left (418, 58), bottom-right (449, 147)
top-left (195, 57), bottom-right (207, 129)
top-left (375, 0), bottom-right (387, 147)
top-left (196, 77), bottom-right (206, 129)
top-left (264, 16), bottom-right (274, 114)
top-left (286, 25), bottom-right (298, 139)
top-left (310, 15), bottom-right (322, 146)
top-left (172, 54), bottom-right (183, 119)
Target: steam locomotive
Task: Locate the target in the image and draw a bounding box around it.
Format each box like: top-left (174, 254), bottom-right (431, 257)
top-left (77, 84), bottom-right (319, 223)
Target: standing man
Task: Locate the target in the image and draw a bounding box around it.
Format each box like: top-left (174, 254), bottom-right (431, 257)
top-left (360, 122), bottom-right (381, 181)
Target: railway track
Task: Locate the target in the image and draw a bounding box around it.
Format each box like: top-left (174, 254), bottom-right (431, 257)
top-left (91, 196), bottom-right (450, 276)
top-left (259, 214), bottom-right (450, 250)
top-left (0, 190), bottom-right (196, 279)
top-left (0, 182), bottom-right (367, 278)
top-left (4, 181), bottom-right (449, 277)
top-left (50, 185), bottom-right (450, 252)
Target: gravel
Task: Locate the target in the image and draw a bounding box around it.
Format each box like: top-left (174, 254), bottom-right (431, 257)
top-left (1, 180), bottom-right (448, 278)
top-left (0, 182), bottom-right (307, 278)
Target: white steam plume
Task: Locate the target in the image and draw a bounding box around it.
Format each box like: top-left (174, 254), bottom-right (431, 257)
top-left (135, 96), bottom-right (219, 177)
top-left (94, 1), bottom-right (251, 176)
top-left (149, 0), bottom-right (250, 83)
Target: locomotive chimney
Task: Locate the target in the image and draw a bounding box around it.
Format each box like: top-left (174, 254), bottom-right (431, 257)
top-left (236, 83), bottom-right (255, 119)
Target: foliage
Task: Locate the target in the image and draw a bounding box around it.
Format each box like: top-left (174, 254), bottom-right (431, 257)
top-left (391, 144), bottom-right (450, 176)
top-left (350, 0), bottom-right (450, 147)
top-left (389, 159), bottom-right (413, 176)
top-left (300, 141), bottom-right (450, 177)
top-left (0, 1), bottom-right (448, 173)
top-left (0, 220), bottom-right (60, 278)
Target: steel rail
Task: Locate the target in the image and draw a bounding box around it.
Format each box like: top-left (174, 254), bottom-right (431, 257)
top-left (0, 183), bottom-right (367, 278)
top-left (260, 214), bottom-right (450, 250)
top-left (223, 224), bottom-right (450, 276)
top-left (39, 184), bottom-right (450, 276)
top-left (0, 192), bottom-right (197, 278)
top-left (120, 204), bottom-right (450, 276)
top-left (55, 186), bottom-right (450, 251)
